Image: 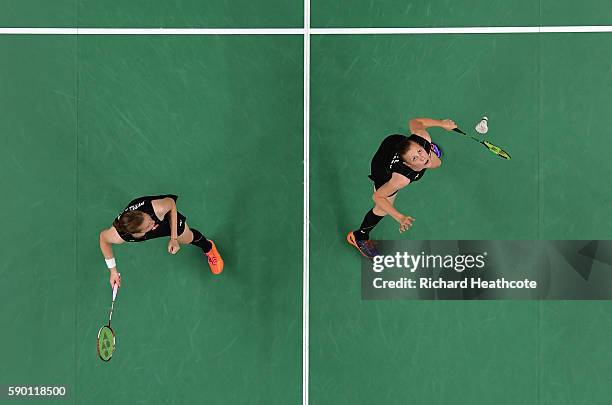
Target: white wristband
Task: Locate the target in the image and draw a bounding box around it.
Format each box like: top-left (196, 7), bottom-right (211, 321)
top-left (105, 258), bottom-right (116, 269)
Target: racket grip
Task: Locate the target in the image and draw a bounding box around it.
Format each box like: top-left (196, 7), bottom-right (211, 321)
top-left (112, 281), bottom-right (119, 301)
top-left (452, 127), bottom-right (466, 135)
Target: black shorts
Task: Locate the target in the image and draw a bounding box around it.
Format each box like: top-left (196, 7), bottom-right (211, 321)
top-left (368, 173), bottom-right (398, 197)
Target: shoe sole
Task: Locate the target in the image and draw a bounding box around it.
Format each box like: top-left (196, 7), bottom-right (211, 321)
top-left (346, 232), bottom-right (368, 258)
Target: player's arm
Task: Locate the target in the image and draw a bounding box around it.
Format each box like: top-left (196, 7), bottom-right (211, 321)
top-left (152, 197), bottom-right (178, 239)
top-left (152, 197), bottom-right (180, 254)
top-left (99, 227), bottom-right (124, 287)
top-left (372, 173), bottom-right (414, 232)
top-left (409, 118), bottom-right (457, 140)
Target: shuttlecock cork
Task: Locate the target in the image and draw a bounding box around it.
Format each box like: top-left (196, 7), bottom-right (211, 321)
top-left (475, 116), bottom-right (488, 134)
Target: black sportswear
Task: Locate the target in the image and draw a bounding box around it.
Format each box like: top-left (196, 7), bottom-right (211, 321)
top-left (368, 134), bottom-right (431, 190)
top-left (115, 194), bottom-right (186, 243)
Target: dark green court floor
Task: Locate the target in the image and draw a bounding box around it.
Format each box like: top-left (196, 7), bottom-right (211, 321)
top-left (310, 33), bottom-right (612, 405)
top-left (76, 36), bottom-right (303, 404)
top-left (541, 0), bottom-right (612, 25)
top-left (0, 0), bottom-right (302, 28)
top-left (312, 0), bottom-right (537, 28)
top-left (540, 34), bottom-right (612, 239)
top-left (0, 35), bottom-right (77, 396)
top-left (0, 1), bottom-right (76, 27)
top-left (537, 34), bottom-right (612, 404)
top-left (0, 35), bottom-right (304, 404)
top-left (311, 0), bottom-right (612, 27)
top-left (2, 4), bottom-right (612, 405)
top-left (2, 0), bottom-right (611, 28)
top-left (77, 0), bottom-right (302, 28)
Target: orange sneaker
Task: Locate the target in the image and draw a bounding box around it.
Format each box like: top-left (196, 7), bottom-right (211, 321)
top-left (205, 240), bottom-right (224, 274)
top-left (346, 231), bottom-right (379, 259)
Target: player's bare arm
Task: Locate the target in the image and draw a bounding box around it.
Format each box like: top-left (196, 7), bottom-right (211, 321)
top-left (373, 174), bottom-right (415, 233)
top-left (409, 118), bottom-right (457, 139)
top-left (99, 227), bottom-right (124, 287)
top-left (152, 197), bottom-right (180, 254)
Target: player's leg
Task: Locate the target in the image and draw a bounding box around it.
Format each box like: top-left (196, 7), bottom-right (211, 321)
top-left (178, 223), bottom-right (224, 275)
top-left (178, 223), bottom-right (211, 251)
top-left (354, 190), bottom-right (397, 240)
top-left (347, 191), bottom-right (397, 258)
top-left (177, 223), bottom-right (195, 244)
top-left (372, 193), bottom-right (397, 217)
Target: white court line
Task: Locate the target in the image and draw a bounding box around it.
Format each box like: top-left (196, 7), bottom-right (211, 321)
top-left (2, 26), bottom-right (612, 35)
top-left (0, 28), bottom-right (304, 35)
top-left (312, 25), bottom-right (612, 34)
top-left (540, 25), bottom-right (612, 32)
top-left (314, 27), bottom-right (538, 34)
top-left (302, 1), bottom-right (310, 405)
top-left (2, 21), bottom-right (611, 405)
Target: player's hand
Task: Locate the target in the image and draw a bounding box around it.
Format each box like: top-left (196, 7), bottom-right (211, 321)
top-left (168, 238), bottom-right (180, 255)
top-left (441, 119), bottom-right (457, 131)
top-left (109, 269), bottom-right (121, 288)
top-left (397, 215), bottom-right (415, 233)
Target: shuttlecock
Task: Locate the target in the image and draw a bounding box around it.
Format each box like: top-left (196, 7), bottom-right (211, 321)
top-left (475, 116), bottom-right (488, 134)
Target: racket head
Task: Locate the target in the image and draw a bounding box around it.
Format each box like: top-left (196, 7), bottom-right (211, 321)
top-left (483, 140), bottom-right (511, 160)
top-left (97, 325), bottom-right (116, 362)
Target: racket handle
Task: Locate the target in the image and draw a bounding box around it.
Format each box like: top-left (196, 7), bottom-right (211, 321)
top-left (112, 281), bottom-right (119, 301)
top-left (452, 127), bottom-right (466, 135)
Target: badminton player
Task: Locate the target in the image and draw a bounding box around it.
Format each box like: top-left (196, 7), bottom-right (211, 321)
top-left (99, 194), bottom-right (223, 286)
top-left (347, 118), bottom-right (457, 257)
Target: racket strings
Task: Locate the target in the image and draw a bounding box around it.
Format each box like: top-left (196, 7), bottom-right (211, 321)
top-left (97, 326), bottom-right (116, 361)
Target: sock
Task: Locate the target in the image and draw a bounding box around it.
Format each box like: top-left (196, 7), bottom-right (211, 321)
top-left (190, 228), bottom-right (213, 253)
top-left (353, 209), bottom-right (384, 241)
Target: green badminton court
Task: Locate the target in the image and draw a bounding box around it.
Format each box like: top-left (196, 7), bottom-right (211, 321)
top-left (1, 1), bottom-right (612, 404)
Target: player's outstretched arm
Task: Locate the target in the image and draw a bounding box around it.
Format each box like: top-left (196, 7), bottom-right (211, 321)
top-left (409, 118), bottom-right (457, 140)
top-left (99, 227), bottom-right (124, 287)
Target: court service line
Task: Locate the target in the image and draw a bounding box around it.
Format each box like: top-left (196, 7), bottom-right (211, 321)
top-left (312, 25), bottom-right (612, 34)
top-left (0, 28), bottom-right (304, 35)
top-left (0, 25), bottom-right (612, 35)
top-left (2, 21), bottom-right (611, 405)
top-left (2, 26), bottom-right (612, 35)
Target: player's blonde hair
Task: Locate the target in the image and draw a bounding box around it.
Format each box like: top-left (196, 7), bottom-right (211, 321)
top-left (112, 211), bottom-right (146, 235)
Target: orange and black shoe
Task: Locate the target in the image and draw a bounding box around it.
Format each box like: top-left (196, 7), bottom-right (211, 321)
top-left (346, 231), bottom-right (380, 259)
top-left (205, 240), bottom-right (224, 274)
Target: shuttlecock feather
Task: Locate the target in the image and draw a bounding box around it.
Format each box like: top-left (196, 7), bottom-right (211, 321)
top-left (475, 116), bottom-right (488, 134)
